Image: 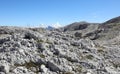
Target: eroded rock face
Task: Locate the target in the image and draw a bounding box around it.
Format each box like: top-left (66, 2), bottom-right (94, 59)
top-left (0, 26), bottom-right (119, 74)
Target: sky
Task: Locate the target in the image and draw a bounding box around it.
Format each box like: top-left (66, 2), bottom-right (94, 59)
top-left (0, 0), bottom-right (120, 27)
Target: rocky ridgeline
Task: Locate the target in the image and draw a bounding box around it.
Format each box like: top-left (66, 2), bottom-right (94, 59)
top-left (0, 16), bottom-right (120, 74)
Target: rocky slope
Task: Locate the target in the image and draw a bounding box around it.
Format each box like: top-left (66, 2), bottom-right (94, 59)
top-left (60, 21), bottom-right (99, 32)
top-left (0, 16), bottom-right (120, 74)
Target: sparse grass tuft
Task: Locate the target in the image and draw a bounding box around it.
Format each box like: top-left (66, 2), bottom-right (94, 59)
top-left (75, 65), bottom-right (82, 72)
top-left (45, 39), bottom-right (52, 44)
top-left (63, 72), bottom-right (74, 74)
top-left (36, 39), bottom-right (44, 43)
top-left (14, 61), bottom-right (44, 73)
top-left (97, 49), bottom-right (104, 53)
top-left (39, 54), bottom-right (46, 58)
top-left (85, 54), bottom-right (94, 60)
top-left (96, 45), bottom-right (105, 53)
top-left (69, 49), bottom-right (73, 52)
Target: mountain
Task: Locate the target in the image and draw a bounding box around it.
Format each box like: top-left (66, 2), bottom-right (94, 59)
top-left (103, 16), bottom-right (120, 24)
top-left (60, 21), bottom-right (99, 32)
top-left (59, 16), bottom-right (120, 41)
top-left (0, 16), bottom-right (120, 74)
top-left (96, 16), bottom-right (120, 40)
top-left (99, 16), bottom-right (120, 29)
top-left (63, 21), bottom-right (89, 31)
top-left (45, 26), bottom-right (55, 30)
top-left (57, 21), bottom-right (99, 40)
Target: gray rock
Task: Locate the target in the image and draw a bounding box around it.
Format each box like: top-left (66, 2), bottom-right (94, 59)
top-left (74, 32), bottom-right (82, 38)
top-left (40, 64), bottom-right (48, 73)
top-left (12, 66), bottom-right (34, 74)
top-left (47, 61), bottom-right (61, 72)
top-left (0, 72), bottom-right (5, 74)
top-left (0, 60), bottom-right (10, 73)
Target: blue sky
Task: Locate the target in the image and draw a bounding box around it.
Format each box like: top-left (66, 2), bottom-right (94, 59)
top-left (0, 0), bottom-right (120, 27)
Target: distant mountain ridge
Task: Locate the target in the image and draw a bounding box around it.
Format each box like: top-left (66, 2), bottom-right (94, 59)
top-left (61, 21), bottom-right (99, 32)
top-left (58, 16), bottom-right (120, 32)
top-left (57, 16), bottom-right (120, 40)
top-left (103, 16), bottom-right (120, 24)
top-left (45, 26), bottom-right (55, 30)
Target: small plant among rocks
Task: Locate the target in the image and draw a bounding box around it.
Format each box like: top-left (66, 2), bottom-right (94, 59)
top-left (85, 54), bottom-right (94, 60)
top-left (45, 39), bottom-right (52, 44)
top-left (14, 61), bottom-right (41, 73)
top-left (75, 65), bottom-right (83, 72)
top-left (39, 54), bottom-right (46, 58)
top-left (36, 39), bottom-right (44, 43)
top-left (97, 49), bottom-right (104, 53)
top-left (63, 72), bottom-right (74, 74)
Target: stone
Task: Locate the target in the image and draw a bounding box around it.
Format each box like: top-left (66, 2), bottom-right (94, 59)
top-left (0, 61), bottom-right (10, 73)
top-left (40, 64), bottom-right (47, 73)
top-left (74, 32), bottom-right (82, 38)
top-left (47, 61), bottom-right (61, 72)
top-left (0, 72), bottom-right (5, 74)
top-left (12, 67), bottom-right (28, 74)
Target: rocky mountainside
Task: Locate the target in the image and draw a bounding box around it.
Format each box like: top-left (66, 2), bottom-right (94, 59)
top-left (96, 16), bottom-right (120, 41)
top-left (61, 21), bottom-right (99, 32)
top-left (0, 16), bottom-right (120, 74)
top-left (103, 16), bottom-right (120, 24)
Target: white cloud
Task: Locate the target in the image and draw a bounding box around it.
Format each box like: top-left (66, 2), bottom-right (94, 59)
top-left (39, 24), bottom-right (48, 28)
top-left (52, 22), bottom-right (62, 28)
top-left (39, 22), bottom-right (62, 29)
